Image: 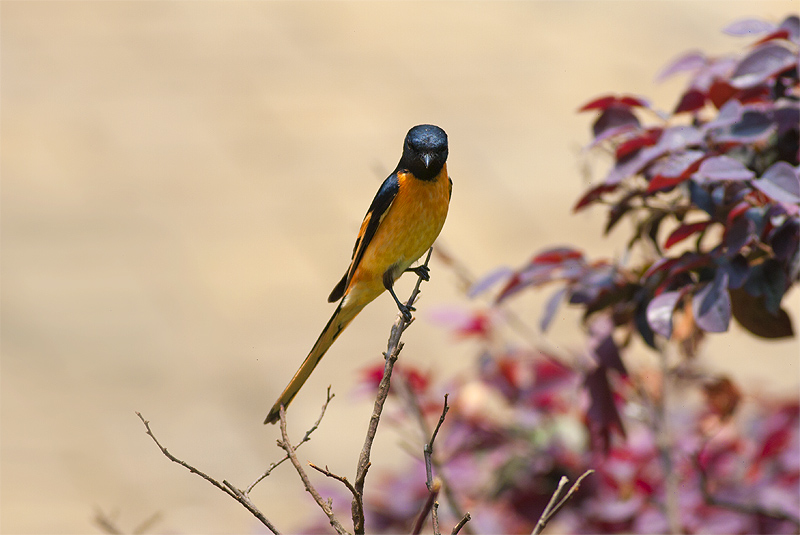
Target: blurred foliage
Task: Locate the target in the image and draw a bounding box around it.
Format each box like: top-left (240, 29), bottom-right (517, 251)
top-left (303, 15), bottom-right (800, 534)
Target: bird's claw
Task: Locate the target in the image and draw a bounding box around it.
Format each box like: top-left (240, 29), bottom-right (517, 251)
top-left (399, 303), bottom-right (415, 322)
top-left (406, 265), bottom-right (430, 282)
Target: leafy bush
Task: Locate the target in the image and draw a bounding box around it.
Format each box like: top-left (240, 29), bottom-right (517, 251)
top-left (305, 14), bottom-right (800, 534)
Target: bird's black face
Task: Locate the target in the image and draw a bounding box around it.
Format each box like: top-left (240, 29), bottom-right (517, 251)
top-left (399, 124), bottom-right (448, 181)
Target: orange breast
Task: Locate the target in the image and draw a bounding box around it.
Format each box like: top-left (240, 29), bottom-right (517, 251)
top-left (346, 164), bottom-right (451, 304)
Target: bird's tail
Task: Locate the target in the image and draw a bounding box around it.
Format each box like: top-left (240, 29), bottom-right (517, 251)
top-left (264, 297), bottom-right (365, 424)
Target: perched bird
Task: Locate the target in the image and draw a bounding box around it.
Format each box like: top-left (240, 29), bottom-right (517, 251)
top-left (265, 124), bottom-right (451, 424)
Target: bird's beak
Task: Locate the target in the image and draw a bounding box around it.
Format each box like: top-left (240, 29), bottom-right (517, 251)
top-left (422, 153), bottom-right (433, 169)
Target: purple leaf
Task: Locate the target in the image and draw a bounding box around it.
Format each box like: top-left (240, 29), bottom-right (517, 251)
top-left (468, 266), bottom-right (513, 298)
top-left (604, 146), bottom-right (659, 185)
top-left (705, 99), bottom-right (743, 130)
top-left (719, 255), bottom-right (750, 289)
top-left (724, 215), bottom-right (755, 257)
top-left (605, 126), bottom-right (703, 185)
top-left (695, 155), bottom-right (755, 182)
top-left (659, 125), bottom-right (704, 151)
top-left (779, 15), bottom-right (800, 43)
top-left (715, 111), bottom-right (775, 144)
top-left (774, 106), bottom-right (800, 137)
top-left (584, 366), bottom-right (626, 452)
top-left (540, 286), bottom-right (566, 332)
top-left (770, 219), bottom-right (800, 263)
top-left (723, 18), bottom-right (775, 36)
top-left (646, 291), bottom-right (681, 338)
top-left (589, 123), bottom-right (640, 148)
top-left (693, 271), bottom-right (731, 333)
top-left (664, 221), bottom-right (713, 249)
top-left (648, 151), bottom-right (706, 193)
top-left (592, 335), bottom-right (627, 376)
top-left (731, 43), bottom-right (797, 88)
top-left (651, 150), bottom-right (706, 179)
top-left (753, 161), bottom-right (800, 204)
top-left (593, 106), bottom-right (640, 138)
top-left (656, 50), bottom-right (706, 82)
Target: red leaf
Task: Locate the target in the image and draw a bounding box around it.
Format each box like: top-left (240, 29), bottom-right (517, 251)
top-left (674, 88), bottom-right (706, 114)
top-left (579, 95), bottom-right (617, 112)
top-left (455, 311), bottom-right (492, 338)
top-left (738, 85), bottom-right (770, 105)
top-left (618, 95), bottom-right (650, 108)
top-left (664, 221), bottom-right (713, 249)
top-left (578, 94), bottom-right (649, 112)
top-left (615, 128), bottom-right (662, 160)
top-left (726, 201), bottom-right (751, 226)
top-left (647, 174), bottom-right (688, 192)
top-left (573, 183), bottom-right (618, 212)
top-left (754, 28), bottom-right (791, 45)
top-left (496, 273), bottom-right (523, 302)
top-left (708, 79), bottom-right (738, 109)
top-left (647, 153), bottom-right (705, 193)
top-left (531, 247), bottom-right (584, 265)
top-left (644, 256), bottom-right (681, 279)
top-left (758, 426), bottom-right (790, 460)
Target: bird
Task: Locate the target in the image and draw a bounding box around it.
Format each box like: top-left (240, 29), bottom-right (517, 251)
top-left (265, 124), bottom-right (451, 424)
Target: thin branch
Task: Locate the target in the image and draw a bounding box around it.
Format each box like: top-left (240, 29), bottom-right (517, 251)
top-left (93, 508), bottom-right (123, 535)
top-left (247, 386), bottom-right (335, 493)
top-left (531, 470), bottom-right (594, 535)
top-left (132, 511), bottom-right (163, 535)
top-left (451, 513), bottom-right (472, 535)
top-left (411, 478), bottom-right (441, 535)
top-left (136, 412), bottom-right (281, 534)
top-left (277, 406), bottom-right (351, 535)
top-left (424, 394), bottom-right (450, 492)
top-left (695, 455), bottom-right (800, 527)
top-left (416, 395), bottom-right (451, 535)
top-left (352, 247), bottom-right (433, 535)
top-left (394, 373), bottom-right (473, 534)
top-left (432, 500), bottom-right (441, 535)
top-left (308, 463), bottom-right (364, 525)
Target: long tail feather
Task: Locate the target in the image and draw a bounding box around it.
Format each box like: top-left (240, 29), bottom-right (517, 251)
top-left (264, 298), bottom-right (364, 424)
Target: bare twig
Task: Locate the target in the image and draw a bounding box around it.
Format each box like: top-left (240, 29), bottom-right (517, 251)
top-left (416, 395), bottom-right (453, 535)
top-left (531, 470), bottom-right (594, 535)
top-left (694, 455), bottom-right (800, 527)
top-left (451, 513), bottom-right (472, 535)
top-left (309, 462), bottom-right (364, 525)
top-left (136, 412), bottom-right (281, 534)
top-left (432, 500), bottom-right (441, 535)
top-left (395, 373), bottom-right (473, 534)
top-left (277, 406), bottom-right (350, 535)
top-left (424, 394), bottom-right (450, 491)
top-left (351, 248), bottom-right (433, 535)
top-left (93, 508), bottom-right (123, 535)
top-left (247, 386), bottom-right (335, 493)
top-left (411, 478), bottom-right (441, 535)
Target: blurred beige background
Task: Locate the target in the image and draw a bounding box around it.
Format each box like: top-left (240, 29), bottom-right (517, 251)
top-left (2, 1), bottom-right (798, 533)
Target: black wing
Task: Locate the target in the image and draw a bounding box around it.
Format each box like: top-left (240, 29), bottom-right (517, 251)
top-left (328, 173), bottom-right (400, 302)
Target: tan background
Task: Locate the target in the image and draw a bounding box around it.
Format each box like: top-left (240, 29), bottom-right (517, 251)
top-left (3, 1), bottom-right (798, 533)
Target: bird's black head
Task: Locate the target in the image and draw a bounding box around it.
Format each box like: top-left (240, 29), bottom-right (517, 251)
top-left (398, 124), bottom-right (448, 181)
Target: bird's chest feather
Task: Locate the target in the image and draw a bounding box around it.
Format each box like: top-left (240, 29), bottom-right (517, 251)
top-left (362, 167), bottom-right (450, 276)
